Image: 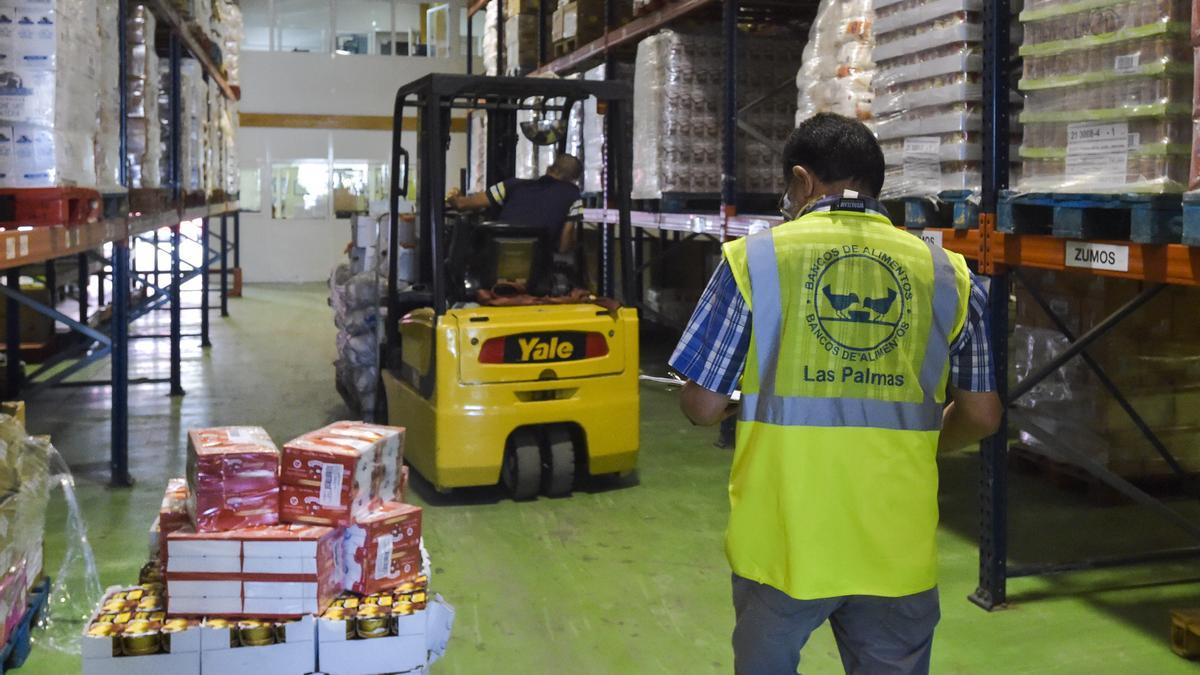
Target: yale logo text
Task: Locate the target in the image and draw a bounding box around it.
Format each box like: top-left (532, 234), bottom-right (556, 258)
top-left (518, 336), bottom-right (574, 362)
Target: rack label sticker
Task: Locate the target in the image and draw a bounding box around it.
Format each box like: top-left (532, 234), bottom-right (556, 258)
top-left (1114, 52), bottom-right (1140, 74)
top-left (919, 229), bottom-right (944, 248)
top-left (319, 463), bottom-right (344, 506)
top-left (1066, 122), bottom-right (1128, 185)
top-left (903, 136), bottom-right (941, 187)
top-left (1065, 241), bottom-right (1129, 272)
top-left (374, 534), bottom-right (395, 580)
top-left (18, 235), bottom-right (27, 257)
top-left (4, 237), bottom-right (13, 260)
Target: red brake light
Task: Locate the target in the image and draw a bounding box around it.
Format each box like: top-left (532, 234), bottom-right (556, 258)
top-left (585, 333), bottom-right (609, 358)
top-left (479, 338), bottom-right (506, 363)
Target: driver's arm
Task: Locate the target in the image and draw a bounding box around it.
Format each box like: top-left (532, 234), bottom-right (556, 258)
top-left (447, 190), bottom-right (491, 212)
top-left (558, 221), bottom-right (577, 253)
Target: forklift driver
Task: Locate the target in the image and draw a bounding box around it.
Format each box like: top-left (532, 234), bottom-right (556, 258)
top-left (446, 154), bottom-right (585, 255)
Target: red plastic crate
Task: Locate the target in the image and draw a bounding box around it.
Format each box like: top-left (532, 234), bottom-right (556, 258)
top-left (0, 188), bottom-right (102, 227)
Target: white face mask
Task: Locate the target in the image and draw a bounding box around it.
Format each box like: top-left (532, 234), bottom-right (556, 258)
top-left (779, 190), bottom-right (803, 221)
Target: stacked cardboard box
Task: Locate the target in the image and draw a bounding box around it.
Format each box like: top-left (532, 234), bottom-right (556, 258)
top-left (1020, 0), bottom-right (1193, 193)
top-left (187, 427), bottom-right (280, 532)
top-left (280, 422), bottom-right (405, 526)
top-left (0, 0), bottom-right (101, 187)
top-left (0, 415), bottom-right (53, 650)
top-left (1013, 270), bottom-right (1200, 475)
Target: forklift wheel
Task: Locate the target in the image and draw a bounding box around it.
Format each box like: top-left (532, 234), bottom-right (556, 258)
top-left (542, 426), bottom-right (575, 497)
top-left (503, 431), bottom-right (541, 501)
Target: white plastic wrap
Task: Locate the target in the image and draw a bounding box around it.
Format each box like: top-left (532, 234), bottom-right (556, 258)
top-left (469, 110), bottom-right (487, 193)
top-left (0, 0), bottom-right (101, 188)
top-left (127, 4), bottom-right (161, 189)
top-left (795, 0), bottom-right (875, 124)
top-left (632, 30), bottom-right (801, 200)
top-left (483, 0), bottom-right (499, 76)
top-left (94, 0), bottom-right (123, 192)
top-left (582, 64), bottom-right (606, 195)
top-left (1012, 270), bottom-right (1200, 476)
top-left (1017, 0), bottom-right (1192, 194)
top-left (869, 0), bottom-right (998, 199)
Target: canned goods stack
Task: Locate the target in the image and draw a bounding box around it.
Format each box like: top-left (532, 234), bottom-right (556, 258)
top-left (1018, 0), bottom-right (1194, 193)
top-left (85, 420), bottom-right (454, 675)
top-left (870, 0), bottom-right (1004, 199)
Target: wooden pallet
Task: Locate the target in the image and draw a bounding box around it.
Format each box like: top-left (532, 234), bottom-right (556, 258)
top-left (633, 192), bottom-right (779, 215)
top-left (553, 37), bottom-right (578, 58)
top-left (633, 0), bottom-right (669, 16)
top-left (998, 191), bottom-right (1183, 243)
top-left (1009, 444), bottom-right (1198, 505)
top-left (0, 188), bottom-right (102, 228)
top-left (183, 190), bottom-right (208, 208)
top-left (885, 190), bottom-right (979, 230)
top-left (129, 187), bottom-right (172, 215)
top-left (1171, 609), bottom-right (1200, 659)
top-left (100, 192), bottom-right (129, 220)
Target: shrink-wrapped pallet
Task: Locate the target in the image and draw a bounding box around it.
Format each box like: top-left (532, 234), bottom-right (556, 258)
top-left (796, 0), bottom-right (876, 123)
top-left (128, 4), bottom-right (161, 189)
top-left (632, 30), bottom-right (801, 200)
top-left (94, 0), bottom-right (122, 192)
top-left (869, 0), bottom-right (992, 199)
top-left (1018, 0), bottom-right (1192, 193)
top-left (0, 0), bottom-right (101, 187)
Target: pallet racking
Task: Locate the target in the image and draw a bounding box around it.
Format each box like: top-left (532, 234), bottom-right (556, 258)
top-left (0, 1), bottom-right (242, 488)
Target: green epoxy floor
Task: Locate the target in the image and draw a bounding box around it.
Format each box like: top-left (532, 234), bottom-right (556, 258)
top-left (20, 283), bottom-right (1200, 673)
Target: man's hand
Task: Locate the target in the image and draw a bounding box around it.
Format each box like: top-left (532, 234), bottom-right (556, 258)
top-left (680, 380), bottom-right (736, 427)
top-left (446, 190), bottom-right (490, 212)
top-left (939, 387), bottom-right (1003, 452)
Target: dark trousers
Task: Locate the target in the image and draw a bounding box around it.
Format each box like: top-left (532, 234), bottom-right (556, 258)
top-left (731, 575), bottom-right (940, 675)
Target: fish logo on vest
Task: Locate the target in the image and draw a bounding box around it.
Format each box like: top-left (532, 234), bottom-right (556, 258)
top-left (804, 244), bottom-right (914, 361)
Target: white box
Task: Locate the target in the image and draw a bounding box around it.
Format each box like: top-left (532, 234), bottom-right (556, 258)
top-left (243, 556), bottom-right (319, 575)
top-left (315, 597), bottom-right (455, 675)
top-left (200, 615), bottom-right (316, 674)
top-left (167, 579), bottom-right (241, 597)
top-left (244, 581), bottom-right (317, 599)
top-left (82, 586), bottom-right (202, 675)
top-left (243, 596), bottom-right (319, 615)
top-left (166, 554), bottom-right (241, 574)
top-left (316, 611), bottom-right (426, 675)
top-left (167, 595), bottom-right (241, 615)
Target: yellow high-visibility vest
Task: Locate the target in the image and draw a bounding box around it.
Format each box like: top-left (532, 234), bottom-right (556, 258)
top-left (722, 205), bottom-right (971, 599)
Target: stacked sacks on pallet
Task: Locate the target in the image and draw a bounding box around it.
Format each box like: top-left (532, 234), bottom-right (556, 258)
top-left (0, 0), bottom-right (101, 188)
top-left (1019, 0), bottom-right (1193, 194)
top-left (127, 5), bottom-right (162, 190)
top-left (1012, 270), bottom-right (1200, 477)
top-left (795, 0), bottom-right (876, 124)
top-left (632, 30), bottom-right (802, 201)
top-left (330, 262), bottom-right (382, 417)
top-left (94, 0), bottom-right (123, 194)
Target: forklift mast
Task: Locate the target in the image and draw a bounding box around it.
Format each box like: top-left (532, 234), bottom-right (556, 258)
top-left (385, 75), bottom-right (635, 361)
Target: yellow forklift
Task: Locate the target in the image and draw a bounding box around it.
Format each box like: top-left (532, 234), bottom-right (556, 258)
top-left (379, 74), bottom-right (640, 500)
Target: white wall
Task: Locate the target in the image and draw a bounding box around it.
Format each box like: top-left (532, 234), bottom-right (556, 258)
top-left (238, 51), bottom-right (471, 282)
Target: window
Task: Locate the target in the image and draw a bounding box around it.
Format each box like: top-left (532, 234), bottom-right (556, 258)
top-left (271, 161), bottom-right (331, 219)
top-left (332, 161), bottom-right (389, 215)
top-left (242, 0), bottom-right (272, 51)
top-left (275, 0), bottom-right (331, 53)
top-left (335, 0), bottom-right (393, 55)
top-left (240, 166), bottom-right (263, 211)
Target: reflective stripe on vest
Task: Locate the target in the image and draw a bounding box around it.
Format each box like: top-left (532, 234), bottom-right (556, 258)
top-left (739, 228), bottom-right (959, 431)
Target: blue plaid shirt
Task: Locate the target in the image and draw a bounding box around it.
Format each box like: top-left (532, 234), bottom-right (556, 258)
top-left (669, 193), bottom-right (996, 395)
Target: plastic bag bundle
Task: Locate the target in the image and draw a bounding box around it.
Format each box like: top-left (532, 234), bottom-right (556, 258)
top-left (632, 30), bottom-right (802, 200)
top-left (330, 263), bottom-right (383, 416)
top-left (0, 0), bottom-right (102, 188)
top-left (127, 5), bottom-right (162, 189)
top-left (94, 0), bottom-right (123, 193)
top-left (1017, 0), bottom-right (1192, 193)
top-left (796, 0), bottom-right (876, 124)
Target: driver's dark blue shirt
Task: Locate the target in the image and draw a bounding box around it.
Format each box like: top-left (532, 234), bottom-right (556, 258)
top-left (486, 176), bottom-right (584, 242)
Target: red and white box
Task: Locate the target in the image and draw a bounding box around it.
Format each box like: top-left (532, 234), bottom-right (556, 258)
top-left (322, 422), bottom-right (405, 500)
top-left (159, 478), bottom-right (190, 535)
top-left (341, 502), bottom-right (422, 595)
top-left (165, 524), bottom-right (341, 618)
top-left (187, 427), bottom-right (280, 533)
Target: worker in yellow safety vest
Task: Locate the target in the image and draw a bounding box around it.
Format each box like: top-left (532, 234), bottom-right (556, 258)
top-left (669, 113), bottom-right (1002, 674)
